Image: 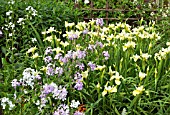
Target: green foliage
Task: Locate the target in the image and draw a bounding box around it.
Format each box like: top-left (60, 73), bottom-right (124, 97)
top-left (0, 0), bottom-right (170, 114)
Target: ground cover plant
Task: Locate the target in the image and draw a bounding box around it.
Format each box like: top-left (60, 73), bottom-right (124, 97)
top-left (0, 0), bottom-right (170, 115)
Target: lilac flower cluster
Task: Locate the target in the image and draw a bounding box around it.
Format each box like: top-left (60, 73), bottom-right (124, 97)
top-left (54, 104), bottom-right (69, 115)
top-left (74, 111), bottom-right (85, 115)
top-left (46, 63), bottom-right (55, 76)
top-left (96, 18), bottom-right (104, 27)
top-left (87, 41), bottom-right (103, 52)
top-left (40, 83), bottom-right (68, 101)
top-left (102, 51), bottom-right (110, 60)
top-left (74, 72), bottom-right (83, 90)
top-left (45, 47), bottom-right (53, 55)
top-left (76, 63), bottom-right (85, 70)
top-left (46, 63), bottom-right (63, 77)
top-left (88, 62), bottom-right (96, 71)
top-left (68, 33), bottom-right (78, 40)
top-left (54, 50), bottom-right (86, 65)
top-left (44, 56), bottom-right (53, 63)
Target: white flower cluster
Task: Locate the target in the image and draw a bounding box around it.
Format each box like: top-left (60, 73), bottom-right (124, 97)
top-left (70, 100), bottom-right (80, 108)
top-left (19, 68), bottom-right (40, 89)
top-left (8, 0), bottom-right (15, 5)
top-left (17, 18), bottom-right (25, 25)
top-left (25, 6), bottom-right (37, 20)
top-left (155, 46), bottom-right (170, 60)
top-left (0, 97), bottom-right (15, 110)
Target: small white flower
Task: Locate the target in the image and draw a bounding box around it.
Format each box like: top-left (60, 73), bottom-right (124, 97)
top-left (84, 0), bottom-right (89, 4)
top-left (17, 18), bottom-right (24, 23)
top-left (9, 33), bottom-right (13, 37)
top-left (6, 11), bottom-right (12, 16)
top-left (35, 100), bottom-right (40, 105)
top-left (70, 100), bottom-right (80, 108)
top-left (31, 38), bottom-right (37, 43)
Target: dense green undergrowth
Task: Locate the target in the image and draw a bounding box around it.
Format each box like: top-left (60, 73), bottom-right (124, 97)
top-left (0, 0), bottom-right (170, 115)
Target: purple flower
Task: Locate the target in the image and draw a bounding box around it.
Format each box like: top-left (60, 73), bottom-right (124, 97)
top-left (65, 50), bottom-right (72, 59)
top-left (55, 67), bottom-right (63, 76)
top-left (82, 28), bottom-right (88, 34)
top-left (96, 41), bottom-right (103, 48)
top-left (60, 57), bottom-right (68, 64)
top-left (35, 75), bottom-right (41, 80)
top-left (96, 18), bottom-right (104, 27)
top-left (87, 44), bottom-right (95, 51)
top-left (45, 47), bottom-right (53, 55)
top-left (102, 51), bottom-right (110, 60)
top-left (46, 64), bottom-right (55, 76)
top-left (53, 85), bottom-right (68, 101)
top-left (74, 80), bottom-right (83, 90)
top-left (77, 50), bottom-right (86, 59)
top-left (58, 87), bottom-right (68, 101)
top-left (76, 63), bottom-right (85, 70)
top-left (44, 56), bottom-right (52, 63)
top-left (54, 53), bottom-right (62, 60)
top-left (43, 84), bottom-right (55, 94)
top-left (54, 104), bottom-right (69, 115)
top-left (88, 62), bottom-right (96, 71)
top-left (74, 72), bottom-right (82, 80)
top-left (74, 111), bottom-right (84, 115)
top-left (68, 33), bottom-right (78, 40)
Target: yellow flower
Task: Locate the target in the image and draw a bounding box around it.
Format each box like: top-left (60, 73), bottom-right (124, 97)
top-left (130, 54), bottom-right (140, 62)
top-left (65, 21), bottom-right (75, 28)
top-left (139, 71), bottom-right (147, 80)
top-left (107, 34), bottom-right (114, 41)
top-left (166, 42), bottom-right (170, 46)
top-left (133, 86), bottom-right (145, 96)
top-left (95, 65), bottom-right (106, 71)
top-left (60, 41), bottom-right (69, 47)
top-left (123, 41), bottom-right (136, 51)
top-left (32, 53), bottom-right (39, 59)
top-left (53, 47), bottom-right (64, 54)
top-left (110, 71), bottom-right (123, 85)
top-left (40, 66), bottom-right (47, 72)
top-left (102, 89), bottom-right (107, 97)
top-left (76, 21), bottom-right (86, 30)
top-left (106, 85), bottom-right (117, 93)
top-left (108, 66), bottom-right (115, 76)
top-left (81, 69), bottom-right (89, 79)
top-left (44, 35), bottom-right (53, 42)
top-left (141, 53), bottom-right (152, 60)
top-left (26, 46), bottom-right (37, 54)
